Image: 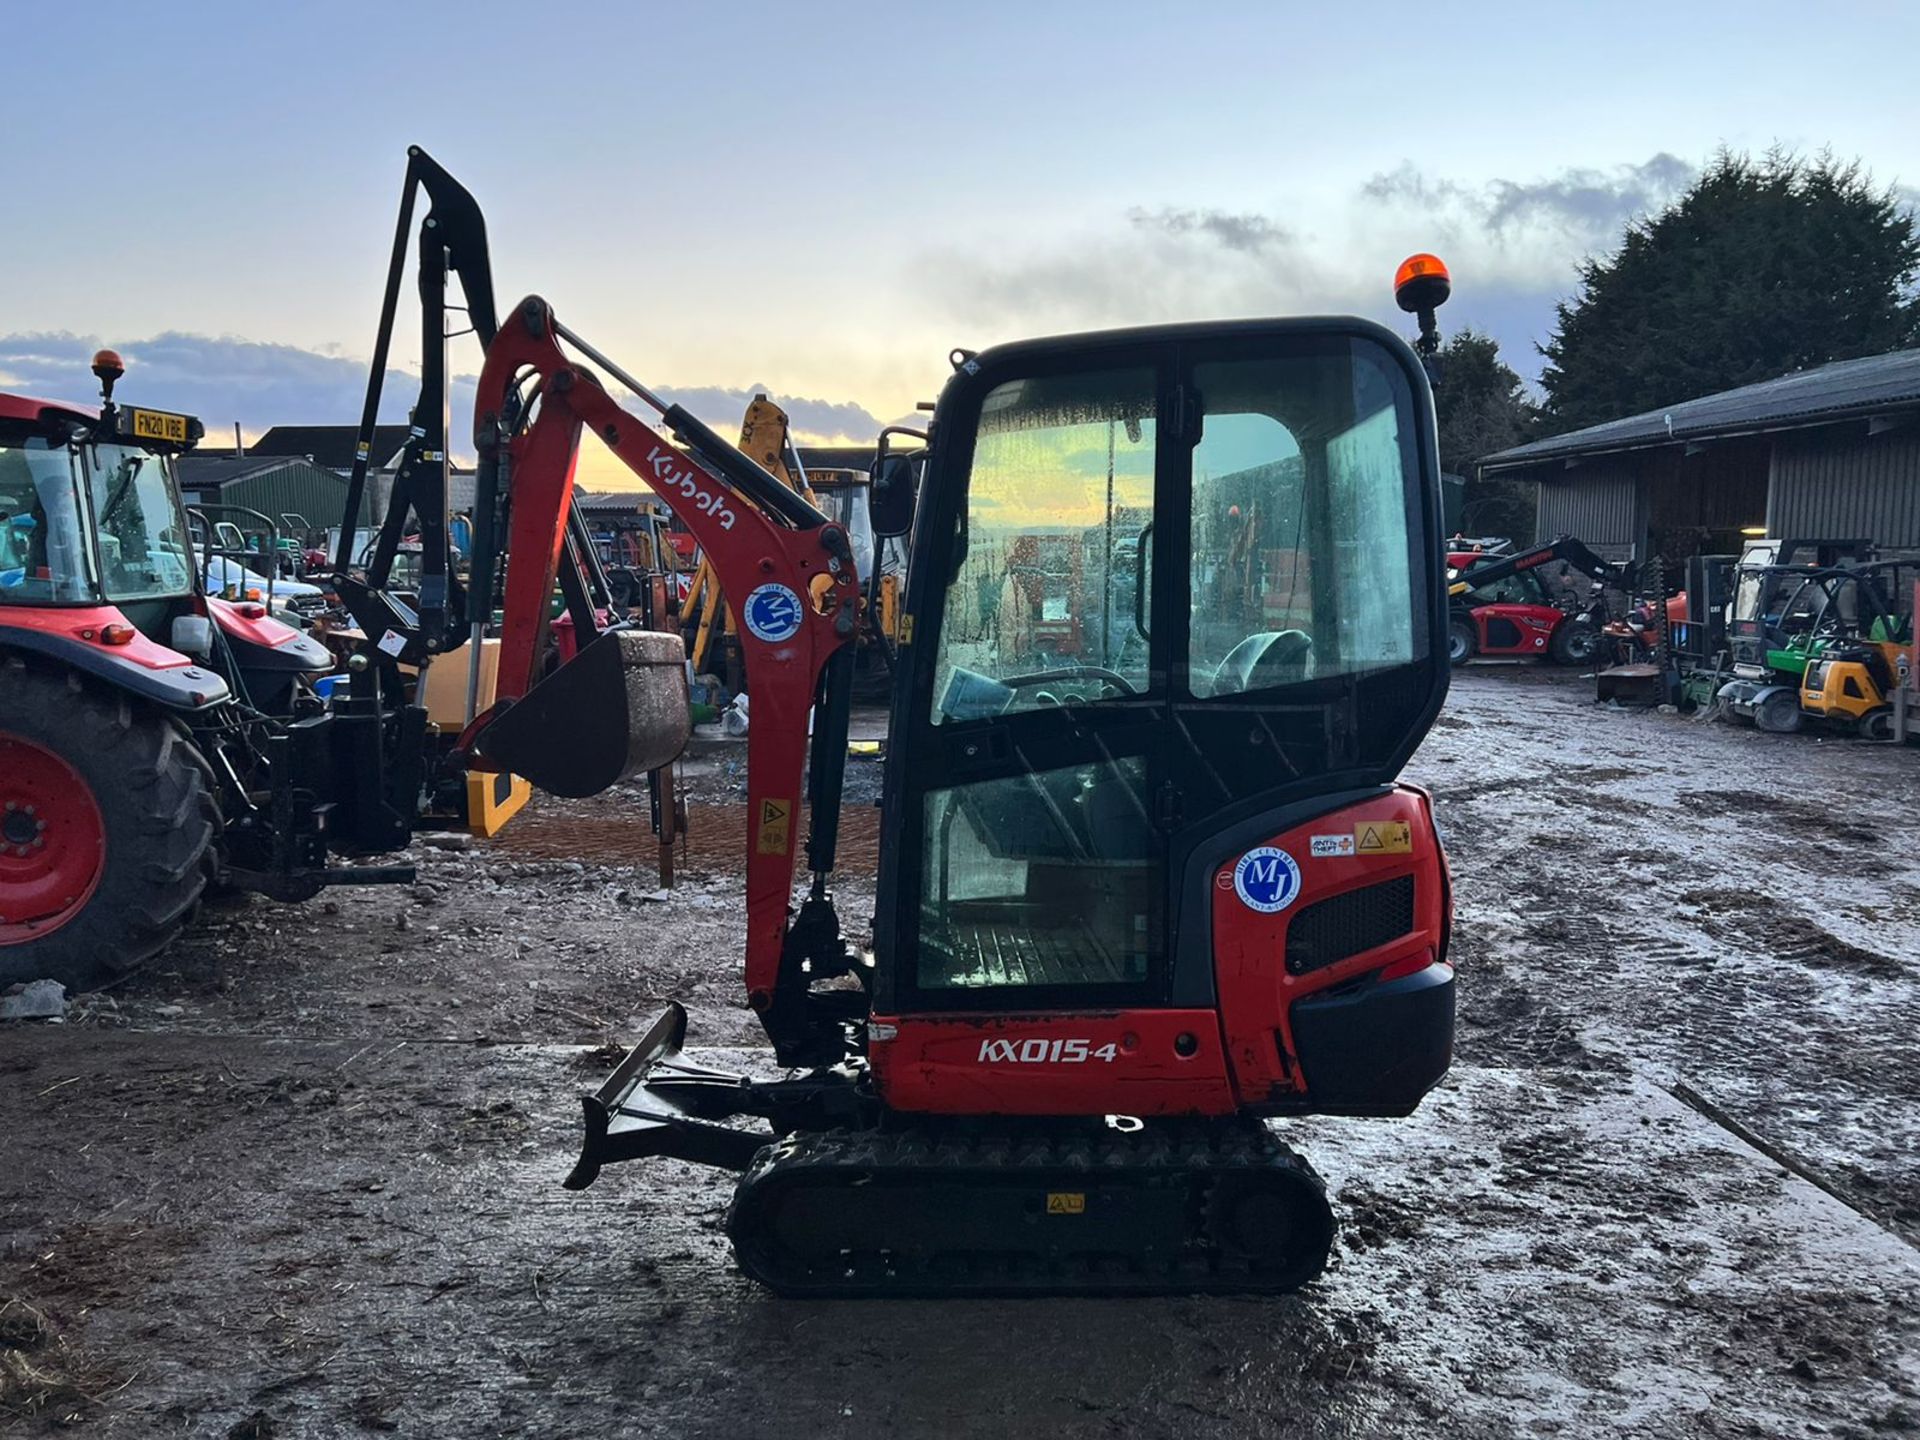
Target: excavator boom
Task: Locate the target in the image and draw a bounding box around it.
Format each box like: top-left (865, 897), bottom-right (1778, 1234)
top-left (464, 297), bottom-right (862, 997)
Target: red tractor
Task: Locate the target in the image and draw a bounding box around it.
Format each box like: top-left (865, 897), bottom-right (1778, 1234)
top-left (0, 152), bottom-right (688, 995)
top-left (1445, 534), bottom-right (1622, 666)
top-left (0, 354), bottom-right (356, 989)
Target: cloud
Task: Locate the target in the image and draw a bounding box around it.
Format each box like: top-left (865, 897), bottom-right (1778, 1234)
top-left (1360, 153), bottom-right (1694, 245)
top-left (0, 332), bottom-right (889, 467)
top-left (0, 330), bottom-right (428, 440)
top-left (645, 383), bottom-right (886, 445)
top-left (924, 214), bottom-right (1328, 337)
top-left (921, 155), bottom-right (1702, 383)
top-left (1127, 207), bottom-right (1293, 254)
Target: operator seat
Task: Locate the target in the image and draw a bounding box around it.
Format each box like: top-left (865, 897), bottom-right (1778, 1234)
top-left (1211, 629), bottom-right (1313, 694)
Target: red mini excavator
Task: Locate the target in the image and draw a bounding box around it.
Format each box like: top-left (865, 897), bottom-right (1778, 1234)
top-left (462, 247), bottom-right (1460, 1296)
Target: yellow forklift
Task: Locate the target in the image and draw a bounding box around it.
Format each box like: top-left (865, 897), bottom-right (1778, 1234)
top-left (1795, 562), bottom-right (1913, 739)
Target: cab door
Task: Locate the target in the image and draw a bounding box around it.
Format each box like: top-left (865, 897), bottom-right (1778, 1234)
top-left (877, 347), bottom-right (1177, 1014)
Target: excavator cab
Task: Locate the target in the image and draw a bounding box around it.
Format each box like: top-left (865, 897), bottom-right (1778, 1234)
top-left (844, 318), bottom-right (1454, 1160)
top-left (876, 324), bottom-right (1448, 1018)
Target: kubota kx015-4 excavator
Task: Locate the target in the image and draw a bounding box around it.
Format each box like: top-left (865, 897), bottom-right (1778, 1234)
top-left (463, 251), bottom-right (1460, 1296)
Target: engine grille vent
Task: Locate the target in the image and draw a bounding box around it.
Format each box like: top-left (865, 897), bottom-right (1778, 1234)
top-left (1285, 875), bottom-right (1417, 976)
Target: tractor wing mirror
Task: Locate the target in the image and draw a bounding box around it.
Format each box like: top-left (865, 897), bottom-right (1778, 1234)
top-left (869, 452), bottom-right (922, 538)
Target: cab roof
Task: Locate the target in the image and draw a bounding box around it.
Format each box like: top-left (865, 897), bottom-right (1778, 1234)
top-left (0, 391), bottom-right (99, 428)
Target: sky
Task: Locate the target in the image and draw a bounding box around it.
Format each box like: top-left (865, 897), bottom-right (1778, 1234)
top-left (3, 1), bottom-right (1917, 489)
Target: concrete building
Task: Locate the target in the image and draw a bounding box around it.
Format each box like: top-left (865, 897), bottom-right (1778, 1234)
top-left (1478, 348), bottom-right (1920, 562)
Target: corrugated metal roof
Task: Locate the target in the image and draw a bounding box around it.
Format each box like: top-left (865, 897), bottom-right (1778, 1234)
top-left (248, 425), bottom-right (413, 469)
top-left (1482, 346), bottom-right (1920, 473)
top-left (177, 456), bottom-right (314, 489)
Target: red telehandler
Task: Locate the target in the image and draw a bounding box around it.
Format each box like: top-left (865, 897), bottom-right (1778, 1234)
top-left (1445, 533), bottom-right (1624, 665)
top-left (459, 246), bottom-right (1461, 1295)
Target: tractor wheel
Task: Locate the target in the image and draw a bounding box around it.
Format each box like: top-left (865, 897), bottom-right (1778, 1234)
top-left (1447, 619), bottom-right (1477, 666)
top-left (1753, 689), bottom-right (1804, 735)
top-left (0, 665), bottom-right (219, 993)
top-left (1550, 619), bottom-right (1602, 666)
top-left (1861, 708), bottom-right (1896, 742)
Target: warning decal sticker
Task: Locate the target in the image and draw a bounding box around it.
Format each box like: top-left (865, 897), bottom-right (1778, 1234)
top-left (755, 797), bottom-right (793, 855)
top-left (1355, 821), bottom-right (1413, 854)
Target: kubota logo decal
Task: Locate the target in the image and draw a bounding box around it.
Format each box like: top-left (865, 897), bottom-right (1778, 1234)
top-left (978, 1038), bottom-right (1119, 1064)
top-left (645, 443), bottom-right (737, 530)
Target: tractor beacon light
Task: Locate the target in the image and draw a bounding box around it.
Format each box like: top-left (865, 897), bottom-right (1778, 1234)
top-left (1394, 254), bottom-right (1451, 358)
top-left (91, 349), bottom-right (125, 406)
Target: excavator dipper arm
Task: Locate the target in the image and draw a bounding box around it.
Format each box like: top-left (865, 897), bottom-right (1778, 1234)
top-left (464, 297), bottom-right (862, 1022)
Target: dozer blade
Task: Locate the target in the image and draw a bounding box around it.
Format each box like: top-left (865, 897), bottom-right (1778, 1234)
top-left (471, 629), bottom-right (690, 799)
top-left (565, 1002), bottom-right (771, 1188)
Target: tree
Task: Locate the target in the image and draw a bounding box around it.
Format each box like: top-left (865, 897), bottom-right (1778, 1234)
top-left (1431, 328), bottom-right (1539, 538)
top-left (1541, 150), bottom-right (1920, 430)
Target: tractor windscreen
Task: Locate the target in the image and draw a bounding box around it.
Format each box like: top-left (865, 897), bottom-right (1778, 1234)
top-left (0, 439), bottom-right (193, 605)
top-left (80, 443), bottom-right (194, 601)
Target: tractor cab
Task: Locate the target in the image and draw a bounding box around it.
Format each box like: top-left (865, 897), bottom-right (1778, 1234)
top-left (0, 353), bottom-right (330, 714)
top-left (1727, 536), bottom-right (1876, 674)
top-left (0, 376), bottom-right (201, 633)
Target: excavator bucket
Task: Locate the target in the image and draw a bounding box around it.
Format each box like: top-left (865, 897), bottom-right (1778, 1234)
top-left (471, 628), bottom-right (690, 799)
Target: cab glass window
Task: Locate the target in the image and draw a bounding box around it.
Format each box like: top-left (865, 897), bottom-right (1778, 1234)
top-left (83, 444), bottom-right (193, 601)
top-left (917, 756), bottom-right (1156, 992)
top-left (0, 440), bottom-right (97, 603)
top-left (1188, 345), bottom-right (1419, 696)
top-left (932, 368), bottom-right (1157, 723)
top-left (1464, 569), bottom-right (1548, 606)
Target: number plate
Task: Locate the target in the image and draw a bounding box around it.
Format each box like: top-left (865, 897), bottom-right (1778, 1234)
top-left (128, 408), bottom-right (189, 445)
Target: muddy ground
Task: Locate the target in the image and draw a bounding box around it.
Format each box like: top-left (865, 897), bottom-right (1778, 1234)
top-left (4, 668), bottom-right (1919, 1438)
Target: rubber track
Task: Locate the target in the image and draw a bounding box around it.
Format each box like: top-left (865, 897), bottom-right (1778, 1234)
top-left (725, 1120), bottom-right (1333, 1298)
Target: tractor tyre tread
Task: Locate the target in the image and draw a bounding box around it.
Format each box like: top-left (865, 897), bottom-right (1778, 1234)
top-left (1550, 618), bottom-right (1600, 667)
top-left (1447, 618), bottom-right (1477, 667)
top-left (0, 663), bottom-right (218, 992)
